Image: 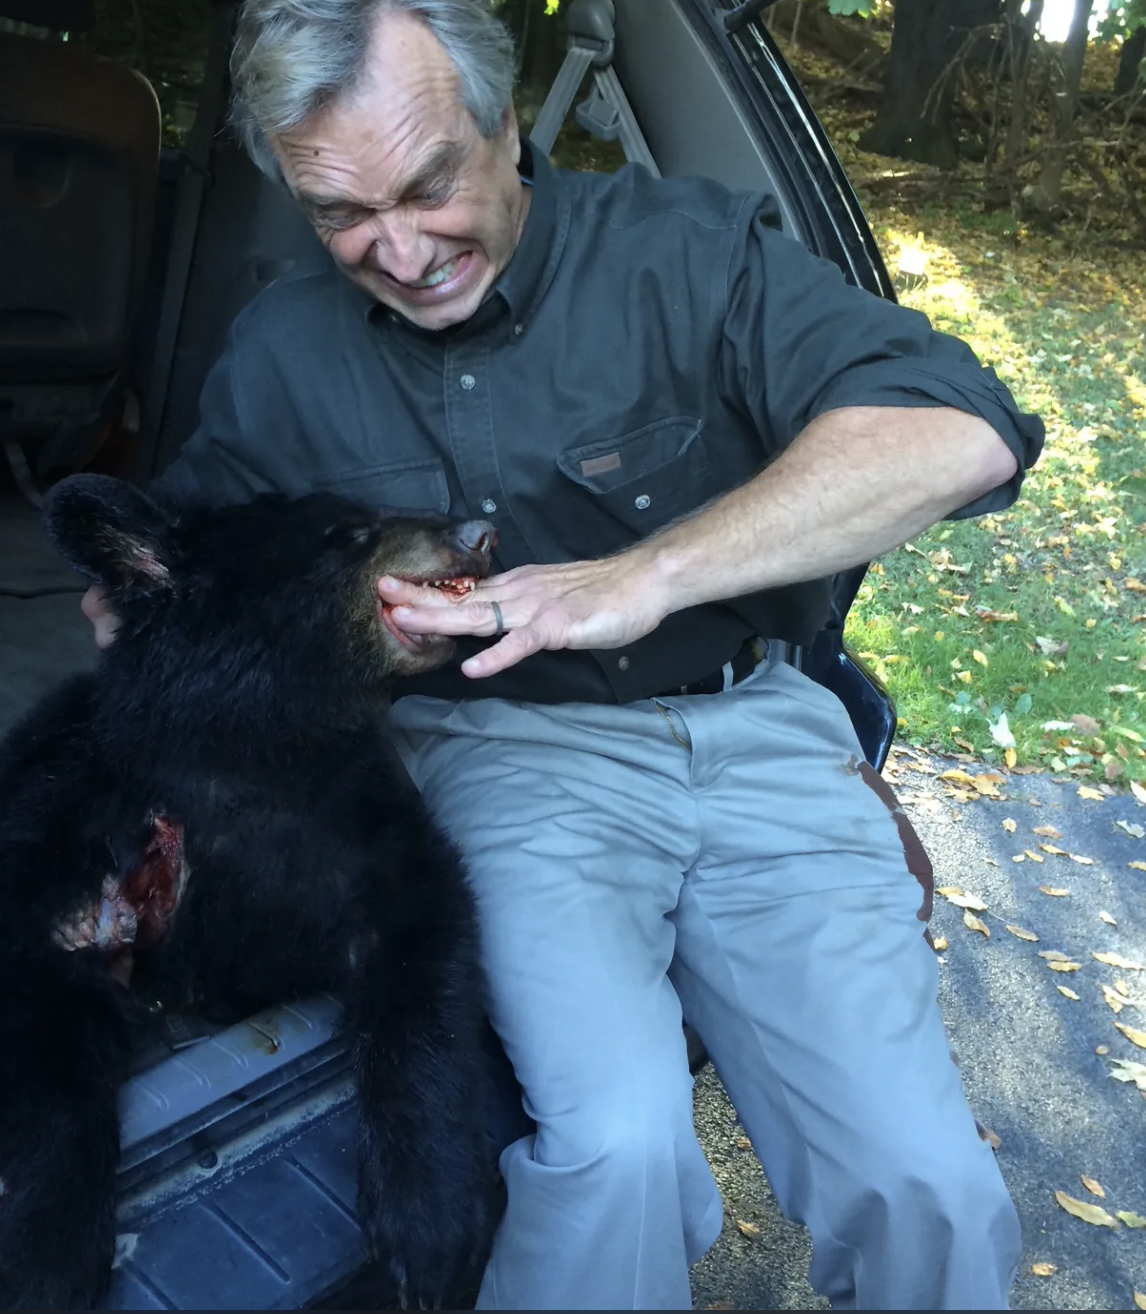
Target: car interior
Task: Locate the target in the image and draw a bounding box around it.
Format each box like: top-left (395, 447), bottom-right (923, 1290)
top-left (0, 1), bottom-right (918, 1306)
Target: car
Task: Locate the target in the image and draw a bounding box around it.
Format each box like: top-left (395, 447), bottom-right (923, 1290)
top-left (0, 0), bottom-right (930, 1306)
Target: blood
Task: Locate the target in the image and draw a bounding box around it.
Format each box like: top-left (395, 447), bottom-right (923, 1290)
top-left (122, 816), bottom-right (187, 948)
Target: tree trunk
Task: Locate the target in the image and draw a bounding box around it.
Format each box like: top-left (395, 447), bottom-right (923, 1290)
top-left (1003, 0), bottom-right (1043, 172)
top-left (1027, 0), bottom-right (1095, 212)
top-left (860, 0), bottom-right (999, 169)
top-left (1115, 23), bottom-right (1146, 97)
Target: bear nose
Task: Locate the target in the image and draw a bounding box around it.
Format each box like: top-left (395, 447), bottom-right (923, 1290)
top-left (452, 519), bottom-right (497, 562)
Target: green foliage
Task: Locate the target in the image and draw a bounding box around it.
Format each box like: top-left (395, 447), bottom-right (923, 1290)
top-left (1098, 1), bottom-right (1146, 41)
top-left (827, 0), bottom-right (878, 16)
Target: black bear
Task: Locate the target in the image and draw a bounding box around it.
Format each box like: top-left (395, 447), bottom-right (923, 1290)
top-left (0, 475), bottom-right (499, 1309)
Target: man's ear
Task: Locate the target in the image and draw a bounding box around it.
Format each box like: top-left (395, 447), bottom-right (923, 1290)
top-left (42, 475), bottom-right (175, 590)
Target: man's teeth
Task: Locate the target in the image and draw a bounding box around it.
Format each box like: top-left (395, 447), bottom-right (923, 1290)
top-left (411, 258), bottom-right (460, 290)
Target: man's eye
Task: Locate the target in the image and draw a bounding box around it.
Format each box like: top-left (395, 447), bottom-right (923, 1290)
top-left (418, 180), bottom-right (453, 207)
top-left (313, 208), bottom-right (370, 232)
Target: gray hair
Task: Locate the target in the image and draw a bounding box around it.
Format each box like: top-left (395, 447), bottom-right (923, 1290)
top-left (229, 0), bottom-right (517, 179)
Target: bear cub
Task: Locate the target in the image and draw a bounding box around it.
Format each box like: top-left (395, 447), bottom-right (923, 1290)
top-left (0, 475), bottom-right (498, 1309)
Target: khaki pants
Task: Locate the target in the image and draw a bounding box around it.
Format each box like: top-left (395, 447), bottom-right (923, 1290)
top-left (389, 656), bottom-right (1019, 1311)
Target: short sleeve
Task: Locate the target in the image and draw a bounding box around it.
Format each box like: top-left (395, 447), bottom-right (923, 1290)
top-left (718, 199), bottom-right (1045, 518)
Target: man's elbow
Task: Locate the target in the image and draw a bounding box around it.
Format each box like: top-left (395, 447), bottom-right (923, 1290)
top-left (965, 418), bottom-right (1020, 499)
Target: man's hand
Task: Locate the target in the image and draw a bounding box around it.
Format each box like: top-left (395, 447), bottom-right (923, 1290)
top-left (81, 585), bottom-right (120, 649)
top-left (377, 548), bottom-right (670, 679)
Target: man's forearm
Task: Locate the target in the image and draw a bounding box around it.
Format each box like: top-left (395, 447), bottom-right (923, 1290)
top-left (642, 405), bottom-right (1019, 616)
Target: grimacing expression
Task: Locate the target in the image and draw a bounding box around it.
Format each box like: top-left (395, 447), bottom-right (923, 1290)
top-left (271, 10), bottom-right (530, 331)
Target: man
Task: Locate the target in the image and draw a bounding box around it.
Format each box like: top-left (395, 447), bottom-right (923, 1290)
top-left (86, 0), bottom-right (1043, 1307)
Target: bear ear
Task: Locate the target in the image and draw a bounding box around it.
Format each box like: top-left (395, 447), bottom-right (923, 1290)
top-left (42, 475), bottom-right (175, 589)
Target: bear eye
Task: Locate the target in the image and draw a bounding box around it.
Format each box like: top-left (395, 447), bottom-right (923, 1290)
top-left (325, 523), bottom-right (373, 547)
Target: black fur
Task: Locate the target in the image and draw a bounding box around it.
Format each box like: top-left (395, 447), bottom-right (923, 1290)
top-left (0, 476), bottom-right (498, 1309)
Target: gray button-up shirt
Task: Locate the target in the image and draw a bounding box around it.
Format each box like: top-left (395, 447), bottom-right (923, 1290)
top-left (156, 142), bottom-right (1044, 706)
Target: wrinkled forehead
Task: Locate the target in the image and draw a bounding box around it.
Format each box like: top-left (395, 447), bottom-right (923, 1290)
top-left (271, 9), bottom-right (471, 196)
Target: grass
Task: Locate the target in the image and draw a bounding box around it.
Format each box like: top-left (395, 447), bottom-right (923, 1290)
top-left (827, 141), bottom-right (1146, 787)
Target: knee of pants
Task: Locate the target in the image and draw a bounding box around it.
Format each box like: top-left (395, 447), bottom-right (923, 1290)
top-left (823, 1136), bottom-right (1019, 1257)
top-left (533, 1074), bottom-right (697, 1179)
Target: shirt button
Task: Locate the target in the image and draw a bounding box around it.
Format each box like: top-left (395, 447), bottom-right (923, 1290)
top-left (460, 373), bottom-right (476, 391)
top-left (618, 656), bottom-right (630, 671)
top-left (480, 498), bottom-right (497, 514)
top-left (513, 323), bottom-right (524, 336)
top-left (634, 494), bottom-right (651, 511)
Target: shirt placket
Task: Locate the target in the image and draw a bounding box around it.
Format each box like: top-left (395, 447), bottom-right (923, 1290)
top-left (442, 334), bottom-right (531, 569)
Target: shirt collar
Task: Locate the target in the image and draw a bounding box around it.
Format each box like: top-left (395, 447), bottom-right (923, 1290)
top-left (362, 136), bottom-right (567, 340)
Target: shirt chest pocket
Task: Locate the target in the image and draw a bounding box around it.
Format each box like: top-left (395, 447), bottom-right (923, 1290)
top-left (312, 457), bottom-right (450, 515)
top-left (556, 418), bottom-right (713, 535)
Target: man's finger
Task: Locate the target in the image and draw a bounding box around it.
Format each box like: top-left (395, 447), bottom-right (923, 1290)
top-left (390, 598), bottom-right (503, 638)
top-left (460, 626), bottom-right (544, 678)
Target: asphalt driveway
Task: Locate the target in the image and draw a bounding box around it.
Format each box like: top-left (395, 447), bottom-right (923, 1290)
top-left (689, 748), bottom-right (1146, 1311)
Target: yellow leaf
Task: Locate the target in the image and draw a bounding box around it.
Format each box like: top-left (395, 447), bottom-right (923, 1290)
top-left (1115, 1022), bottom-right (1146, 1049)
top-left (1069, 853), bottom-right (1095, 865)
top-left (939, 770), bottom-right (976, 786)
top-left (735, 1136), bottom-right (752, 1149)
top-left (1041, 843), bottom-right (1068, 855)
top-left (1030, 1262), bottom-right (1057, 1276)
top-left (736, 1219), bottom-right (761, 1238)
top-left (931, 935), bottom-right (948, 951)
top-left (1135, 1293), bottom-right (1146, 1312)
top-left (1102, 984), bottom-right (1126, 1013)
top-left (945, 891), bottom-right (988, 911)
top-left (1039, 950), bottom-right (1072, 961)
top-left (1118, 1211), bottom-right (1146, 1229)
top-left (1100, 910), bottom-right (1117, 925)
top-left (1024, 849), bottom-right (1045, 863)
top-left (1078, 786), bottom-right (1105, 801)
top-left (1116, 980), bottom-right (1131, 997)
top-left (1130, 861), bottom-right (1146, 872)
top-left (936, 885), bottom-right (965, 896)
top-left (1034, 825), bottom-right (1063, 838)
top-left (1131, 779), bottom-right (1146, 805)
top-left (1094, 952), bottom-right (1145, 970)
top-left (1081, 1175), bottom-right (1106, 1198)
top-left (1005, 747), bottom-right (1017, 769)
top-left (1005, 924), bottom-right (1039, 942)
top-left (957, 669), bottom-right (973, 684)
top-left (1002, 818), bottom-right (1018, 833)
top-left (1057, 985), bottom-right (1081, 999)
top-left (964, 911), bottom-right (990, 937)
top-left (1049, 960), bottom-right (1082, 973)
top-left (974, 773), bottom-right (1006, 797)
top-left (973, 649), bottom-right (989, 666)
top-left (1039, 886), bottom-right (1071, 897)
top-left (1095, 1044), bottom-right (1110, 1055)
top-left (1054, 1190), bottom-right (1120, 1228)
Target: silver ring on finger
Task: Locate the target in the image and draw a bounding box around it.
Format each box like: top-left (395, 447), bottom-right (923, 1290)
top-left (490, 599), bottom-right (506, 640)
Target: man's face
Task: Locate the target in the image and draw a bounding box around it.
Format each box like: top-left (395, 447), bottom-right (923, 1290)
top-left (272, 11), bottom-right (528, 331)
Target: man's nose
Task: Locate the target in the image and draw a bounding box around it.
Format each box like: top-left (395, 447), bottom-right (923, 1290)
top-left (367, 210), bottom-right (436, 285)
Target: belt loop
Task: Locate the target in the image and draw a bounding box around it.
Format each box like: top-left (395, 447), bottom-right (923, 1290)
top-left (721, 660), bottom-right (735, 692)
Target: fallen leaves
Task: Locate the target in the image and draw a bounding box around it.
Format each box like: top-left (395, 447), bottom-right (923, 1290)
top-left (1093, 951), bottom-right (1145, 970)
top-left (1114, 1022), bottom-right (1146, 1050)
top-left (1081, 1176), bottom-right (1106, 1198)
top-left (1034, 824), bottom-right (1064, 838)
top-left (1116, 820), bottom-right (1145, 839)
top-left (1048, 960), bottom-right (1082, 972)
top-left (1109, 1058), bottom-right (1146, 1089)
top-left (1119, 1212), bottom-right (1146, 1229)
top-left (964, 911), bottom-right (990, 938)
top-left (1133, 1291), bottom-right (1146, 1311)
top-left (1039, 886), bottom-right (1072, 897)
top-left (1102, 983), bottom-right (1127, 1013)
top-left (1030, 1262), bottom-right (1057, 1277)
top-left (735, 1219), bottom-right (760, 1239)
top-left (1078, 785), bottom-right (1106, 802)
top-left (1057, 985), bottom-right (1080, 999)
top-left (937, 886), bottom-right (988, 911)
top-left (1002, 817), bottom-right (1017, 833)
top-left (1054, 1190), bottom-right (1120, 1228)
top-left (1006, 924), bottom-right (1039, 941)
top-left (1099, 910), bottom-right (1118, 925)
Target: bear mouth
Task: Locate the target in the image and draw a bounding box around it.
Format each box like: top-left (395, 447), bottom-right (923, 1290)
top-left (378, 574), bottom-right (480, 653)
